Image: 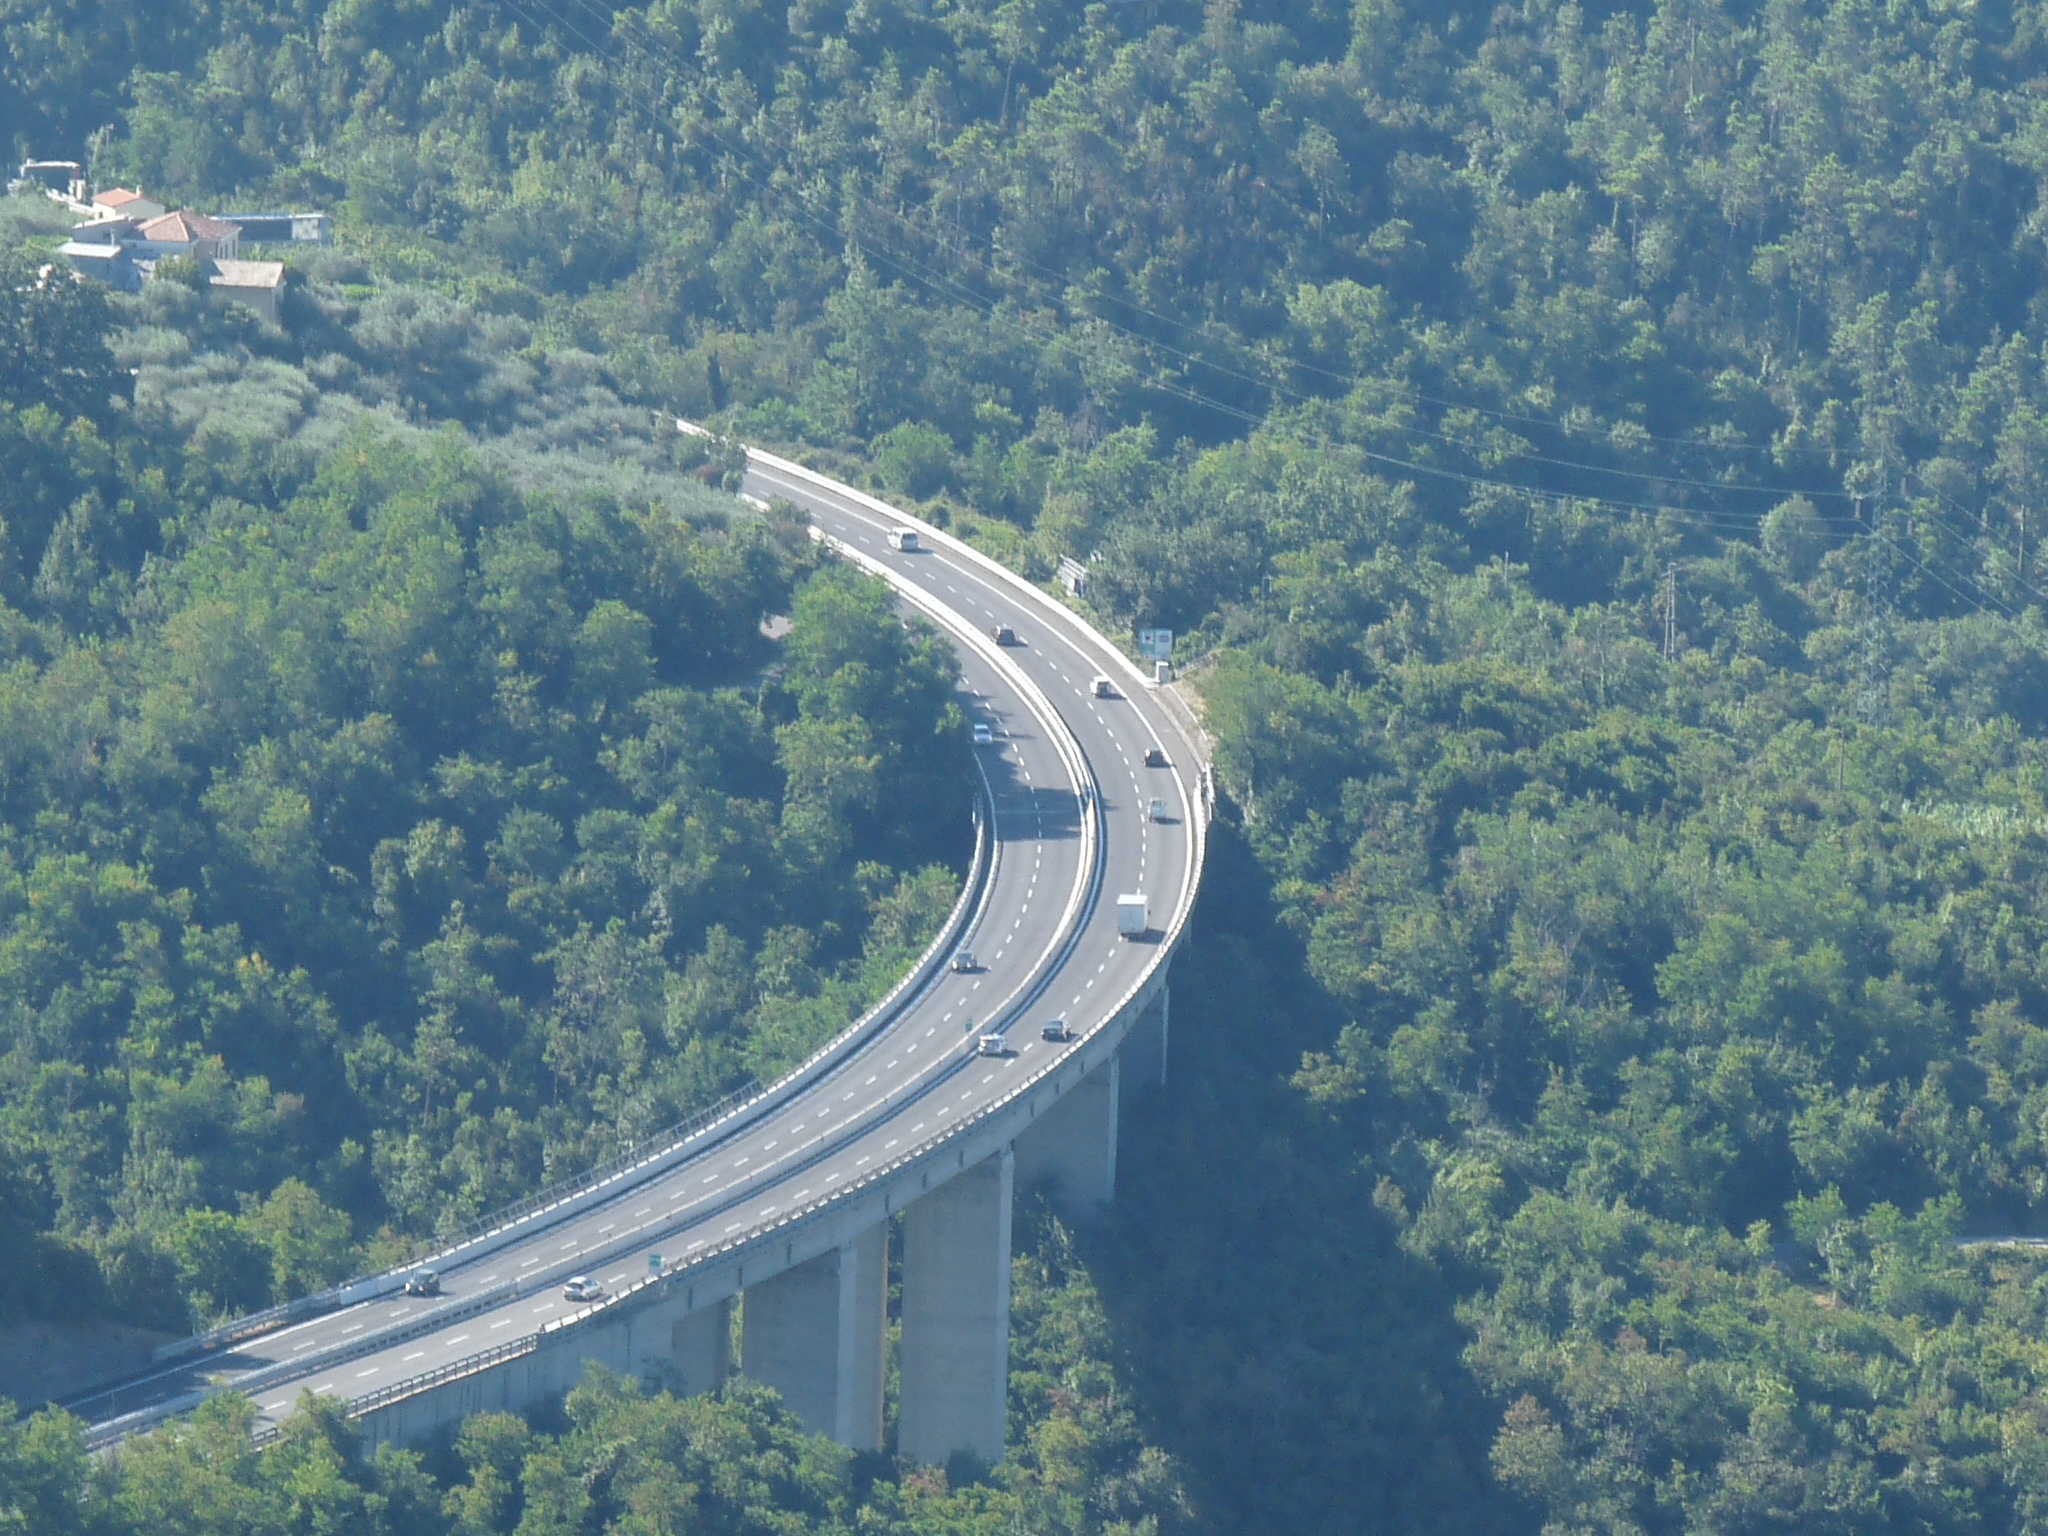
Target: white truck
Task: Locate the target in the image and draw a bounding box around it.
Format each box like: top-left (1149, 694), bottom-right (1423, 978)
top-left (1117, 893), bottom-right (1148, 938)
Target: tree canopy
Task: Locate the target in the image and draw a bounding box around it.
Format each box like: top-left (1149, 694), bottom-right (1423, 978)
top-left (20, 0), bottom-right (2048, 1533)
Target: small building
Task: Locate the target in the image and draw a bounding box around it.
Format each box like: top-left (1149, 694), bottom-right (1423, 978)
top-left (218, 211), bottom-right (329, 246)
top-left (10, 159), bottom-right (87, 205)
top-left (92, 187), bottom-right (165, 221)
top-left (208, 259), bottom-right (285, 324)
top-left (68, 213), bottom-right (137, 245)
top-left (55, 240), bottom-right (140, 290)
top-left (132, 209), bottom-right (241, 262)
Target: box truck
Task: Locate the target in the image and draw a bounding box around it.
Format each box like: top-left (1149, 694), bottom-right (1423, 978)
top-left (1117, 893), bottom-right (1148, 938)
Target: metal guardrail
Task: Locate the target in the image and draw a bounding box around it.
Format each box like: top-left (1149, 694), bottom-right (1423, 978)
top-left (309, 926), bottom-right (1195, 1446)
top-left (104, 444), bottom-right (1202, 1455)
top-left (145, 796), bottom-right (992, 1375)
top-left (92, 793), bottom-right (994, 1444)
top-left (293, 453), bottom-right (1208, 1444)
top-left (148, 1082), bottom-right (762, 1368)
top-left (249, 1331), bottom-right (543, 1450)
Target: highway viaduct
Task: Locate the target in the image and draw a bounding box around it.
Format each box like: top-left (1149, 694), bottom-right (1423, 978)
top-left (64, 440), bottom-right (1210, 1470)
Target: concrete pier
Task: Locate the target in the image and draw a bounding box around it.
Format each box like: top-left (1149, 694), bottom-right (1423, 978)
top-left (1122, 982), bottom-right (1169, 1094)
top-left (671, 1295), bottom-right (731, 1397)
top-left (740, 1226), bottom-right (887, 1450)
top-left (897, 1148), bottom-right (1013, 1466)
top-left (833, 1224), bottom-right (887, 1451)
top-left (1013, 1052), bottom-right (1118, 1213)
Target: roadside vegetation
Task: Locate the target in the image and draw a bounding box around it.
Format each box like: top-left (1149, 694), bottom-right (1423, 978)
top-left (17, 0), bottom-right (2048, 1533)
top-left (0, 244), bottom-right (970, 1336)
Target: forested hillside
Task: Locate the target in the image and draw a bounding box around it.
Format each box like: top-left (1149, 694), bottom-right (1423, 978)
top-left (0, 230), bottom-right (974, 1336)
top-left (15, 0), bottom-right (2048, 1532)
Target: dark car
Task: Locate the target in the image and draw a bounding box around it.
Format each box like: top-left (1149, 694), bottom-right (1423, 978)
top-left (1144, 746), bottom-right (1168, 767)
top-left (990, 624), bottom-right (1017, 645)
top-left (1041, 1017), bottom-right (1074, 1043)
top-left (402, 1270), bottom-right (440, 1297)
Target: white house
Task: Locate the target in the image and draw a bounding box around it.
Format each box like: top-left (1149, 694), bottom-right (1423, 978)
top-left (91, 187), bottom-right (165, 221)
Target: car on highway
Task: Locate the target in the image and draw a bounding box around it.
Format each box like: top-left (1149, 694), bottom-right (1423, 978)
top-left (1148, 798), bottom-right (1170, 823)
top-left (950, 950), bottom-right (978, 973)
top-left (402, 1269), bottom-right (440, 1297)
top-left (1091, 674), bottom-right (1115, 698)
top-left (990, 624), bottom-right (1017, 645)
top-left (977, 1032), bottom-right (1009, 1057)
top-left (972, 722), bottom-right (994, 745)
top-left (562, 1276), bottom-right (605, 1303)
top-left (1041, 1017), bottom-right (1073, 1043)
top-left (1144, 745), bottom-right (1168, 767)
top-left (885, 527), bottom-right (920, 551)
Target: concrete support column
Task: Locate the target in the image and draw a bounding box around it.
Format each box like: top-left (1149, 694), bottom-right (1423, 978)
top-left (1121, 981), bottom-right (1170, 1096)
top-left (834, 1223), bottom-right (887, 1451)
top-left (897, 1148), bottom-right (1013, 1467)
top-left (739, 1227), bottom-right (888, 1450)
top-left (671, 1295), bottom-right (732, 1398)
top-left (1013, 1051), bottom-right (1118, 1212)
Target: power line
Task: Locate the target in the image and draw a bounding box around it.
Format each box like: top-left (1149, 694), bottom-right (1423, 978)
top-left (531, 0), bottom-right (2048, 618)
top-left (493, 0), bottom-right (2028, 625)
top-left (546, 0), bottom-right (1859, 478)
top-left (527, 0), bottom-right (1854, 505)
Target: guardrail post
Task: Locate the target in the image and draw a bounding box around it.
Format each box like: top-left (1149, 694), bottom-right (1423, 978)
top-left (897, 1146), bottom-right (1013, 1466)
top-left (1013, 1054), bottom-right (1118, 1214)
top-left (738, 1224), bottom-right (886, 1451)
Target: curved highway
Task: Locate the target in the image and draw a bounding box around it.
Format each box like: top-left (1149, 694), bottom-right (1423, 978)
top-left (70, 443), bottom-right (1206, 1446)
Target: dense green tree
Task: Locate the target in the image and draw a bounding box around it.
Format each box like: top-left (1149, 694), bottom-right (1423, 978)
top-left (31, 0), bottom-right (2048, 1531)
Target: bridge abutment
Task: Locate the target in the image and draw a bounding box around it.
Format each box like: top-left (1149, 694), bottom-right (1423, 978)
top-left (896, 1146), bottom-right (1013, 1467)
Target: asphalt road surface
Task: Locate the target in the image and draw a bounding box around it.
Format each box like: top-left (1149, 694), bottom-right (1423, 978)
top-left (72, 452), bottom-right (1201, 1441)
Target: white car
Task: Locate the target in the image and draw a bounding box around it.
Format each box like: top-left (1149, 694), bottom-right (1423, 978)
top-left (885, 527), bottom-right (920, 551)
top-left (562, 1276), bottom-right (605, 1303)
top-left (977, 1032), bottom-right (1008, 1057)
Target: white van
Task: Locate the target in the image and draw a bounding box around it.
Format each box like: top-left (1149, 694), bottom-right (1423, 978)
top-left (886, 527), bottom-right (920, 552)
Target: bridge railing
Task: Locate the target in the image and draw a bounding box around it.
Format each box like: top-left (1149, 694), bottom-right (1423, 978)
top-left (132, 798), bottom-right (991, 1375)
top-left (289, 455), bottom-right (1209, 1442)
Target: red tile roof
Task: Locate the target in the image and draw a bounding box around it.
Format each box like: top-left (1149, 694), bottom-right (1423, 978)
top-left (137, 210), bottom-right (238, 244)
top-left (94, 188), bottom-right (153, 210)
